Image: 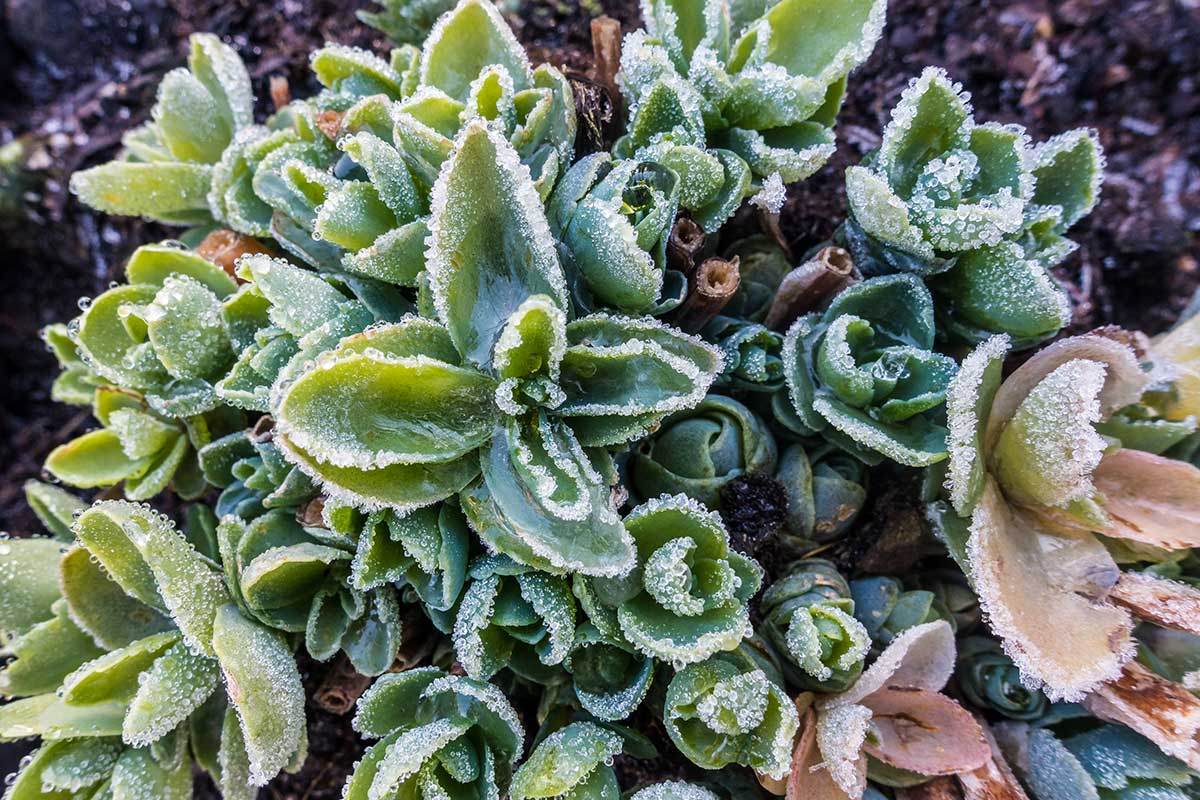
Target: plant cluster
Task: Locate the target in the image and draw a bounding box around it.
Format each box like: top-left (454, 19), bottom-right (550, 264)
top-left (4, 1), bottom-right (1200, 799)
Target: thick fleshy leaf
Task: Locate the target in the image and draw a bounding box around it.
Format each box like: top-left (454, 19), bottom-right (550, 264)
top-left (739, 0), bottom-right (886, 84)
top-left (211, 603), bottom-right (306, 785)
top-left (0, 601), bottom-right (106, 697)
top-left (111, 744), bottom-right (192, 800)
top-left (1089, 449), bottom-right (1200, 549)
top-left (276, 349), bottom-right (496, 469)
top-left (419, 0), bottom-right (531, 100)
top-left (944, 334), bottom-right (1009, 516)
top-left (60, 631), bottom-right (179, 706)
top-left (69, 162), bottom-right (214, 224)
top-left (480, 415), bottom-right (634, 577)
top-left (123, 639), bottom-right (220, 747)
top-left (1031, 129), bottom-right (1103, 231)
top-left (0, 537), bottom-right (65, 637)
top-left (510, 722), bottom-right (622, 800)
top-left (425, 119), bottom-right (567, 366)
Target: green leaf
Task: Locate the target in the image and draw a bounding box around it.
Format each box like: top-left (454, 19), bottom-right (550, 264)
top-left (510, 722), bottom-right (622, 800)
top-left (311, 44), bottom-right (404, 97)
top-left (0, 601), bottom-right (106, 698)
top-left (877, 67), bottom-right (972, 195)
top-left (111, 744), bottom-right (192, 800)
top-left (69, 162), bottom-right (214, 224)
top-left (419, 0), bottom-right (531, 100)
top-left (0, 537), bottom-right (65, 636)
top-left (276, 350), bottom-right (496, 469)
top-left (425, 119), bottom-right (567, 367)
top-left (211, 604), bottom-right (306, 786)
top-left (59, 546), bottom-right (173, 651)
top-left (1031, 129), bottom-right (1103, 231)
top-left (740, 0), bottom-right (886, 83)
top-left (0, 693), bottom-right (126, 740)
top-left (123, 639), bottom-right (220, 747)
top-left (144, 275), bottom-right (234, 381)
top-left (61, 631), bottom-right (179, 706)
top-left (480, 415), bottom-right (635, 577)
top-left (39, 737), bottom-right (124, 791)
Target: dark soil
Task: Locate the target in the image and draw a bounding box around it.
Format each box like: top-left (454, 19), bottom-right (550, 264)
top-left (0, 0), bottom-right (1197, 796)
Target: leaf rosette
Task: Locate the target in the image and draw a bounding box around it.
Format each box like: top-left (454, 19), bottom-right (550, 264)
top-left (347, 666), bottom-right (524, 800)
top-left (759, 559), bottom-right (869, 693)
top-left (664, 649), bottom-right (799, 780)
top-left (629, 394), bottom-right (777, 509)
top-left (773, 442), bottom-right (868, 549)
top-left (617, 0), bottom-right (888, 231)
top-left (271, 120), bottom-right (721, 578)
top-left (849, 575), bottom-right (957, 653)
top-left (70, 34), bottom-right (253, 225)
top-left (548, 152), bottom-right (685, 315)
top-left (935, 331), bottom-right (1200, 703)
top-left (576, 494), bottom-right (762, 666)
top-left (781, 273), bottom-right (957, 466)
top-left (437, 553), bottom-right (575, 681)
top-left (0, 504), bottom-right (308, 796)
top-left (844, 67), bottom-right (1104, 348)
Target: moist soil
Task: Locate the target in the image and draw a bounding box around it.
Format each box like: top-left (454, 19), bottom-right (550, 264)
top-left (0, 0), bottom-right (1197, 796)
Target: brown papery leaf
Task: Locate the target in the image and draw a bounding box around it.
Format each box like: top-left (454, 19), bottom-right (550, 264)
top-left (862, 688), bottom-right (990, 776)
top-left (966, 479), bottom-right (1133, 701)
top-left (957, 718), bottom-right (1031, 800)
top-left (1083, 660), bottom-right (1200, 768)
top-left (786, 707), bottom-right (856, 800)
top-left (1092, 449), bottom-right (1200, 549)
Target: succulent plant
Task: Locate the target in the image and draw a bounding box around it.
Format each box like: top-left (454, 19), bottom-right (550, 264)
top-left (548, 152), bottom-right (686, 315)
top-left (575, 494), bottom-right (762, 666)
top-left (849, 575), bottom-right (956, 651)
top-left (271, 121), bottom-right (722, 578)
top-left (20, 0), bottom-right (1200, 797)
top-left (957, 636), bottom-right (1048, 721)
top-left (759, 559), bottom-right (869, 692)
top-left (781, 273), bottom-right (957, 466)
top-left (773, 441), bottom-right (868, 548)
top-left (998, 717), bottom-right (1200, 800)
top-left (628, 394), bottom-right (777, 509)
top-left (70, 34), bottom-right (253, 224)
top-left (935, 331), bottom-right (1200, 701)
top-left (0, 503), bottom-right (308, 796)
top-left (616, 0), bottom-right (888, 231)
top-left (510, 721), bottom-right (623, 799)
top-left (664, 649), bottom-right (799, 779)
top-left (843, 67), bottom-right (1104, 348)
top-left (347, 666), bottom-right (524, 800)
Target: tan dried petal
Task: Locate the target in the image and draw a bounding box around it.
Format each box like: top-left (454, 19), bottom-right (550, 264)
top-left (957, 719), bottom-right (1032, 800)
top-left (1083, 660), bottom-right (1200, 769)
top-left (1109, 571), bottom-right (1200, 635)
top-left (966, 478), bottom-right (1133, 701)
top-left (786, 707), bottom-right (857, 800)
top-left (862, 688), bottom-right (990, 776)
top-left (1091, 449), bottom-right (1200, 549)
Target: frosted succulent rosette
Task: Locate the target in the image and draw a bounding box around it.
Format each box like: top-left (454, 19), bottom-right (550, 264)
top-left (346, 666), bottom-right (524, 800)
top-left (0, 503), bottom-right (308, 797)
top-left (844, 67), bottom-right (1104, 348)
top-left (630, 783), bottom-right (721, 800)
top-left (781, 273), bottom-right (958, 466)
top-left (934, 331), bottom-right (1200, 711)
top-left (664, 649), bottom-right (799, 780)
top-left (956, 636), bottom-right (1048, 721)
top-left (70, 34), bottom-right (253, 224)
top-left (575, 494), bottom-right (762, 666)
top-left (786, 622), bottom-right (990, 799)
top-left (617, 0), bottom-right (888, 231)
top-left (271, 121), bottom-right (722, 578)
top-left (435, 553), bottom-right (574, 682)
top-left (629, 394), bottom-right (777, 509)
top-left (509, 721), bottom-right (623, 800)
top-left (202, 429), bottom-right (317, 519)
top-left (564, 622), bottom-right (656, 722)
top-left (704, 316), bottom-right (787, 393)
top-left (774, 442), bottom-right (868, 548)
top-left (215, 506), bottom-right (404, 677)
top-left (759, 559), bottom-right (869, 693)
top-left (548, 152), bottom-right (685, 315)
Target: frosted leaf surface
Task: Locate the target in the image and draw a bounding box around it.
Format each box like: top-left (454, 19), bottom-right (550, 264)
top-left (944, 334), bottom-right (1009, 516)
top-left (991, 359), bottom-right (1108, 510)
top-left (419, 0), bottom-right (531, 100)
top-left (123, 639), bottom-right (220, 747)
top-left (211, 603), bottom-right (306, 785)
top-left (509, 721), bottom-right (622, 800)
top-left (426, 120), bottom-right (565, 369)
top-left (629, 782), bottom-right (721, 800)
